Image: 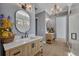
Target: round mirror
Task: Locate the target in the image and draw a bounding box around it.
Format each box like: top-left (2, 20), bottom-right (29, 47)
top-left (15, 10), bottom-right (30, 33)
top-left (46, 19), bottom-right (55, 33)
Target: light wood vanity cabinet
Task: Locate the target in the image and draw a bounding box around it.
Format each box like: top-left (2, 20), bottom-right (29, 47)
top-left (6, 45), bottom-right (25, 56)
top-left (31, 40), bottom-right (40, 55)
top-left (5, 39), bottom-right (42, 56)
top-left (6, 50), bottom-right (10, 56)
top-left (9, 45), bottom-right (25, 56)
top-left (31, 42), bottom-right (36, 55)
top-left (25, 43), bottom-right (32, 56)
top-left (25, 40), bottom-right (41, 56)
top-left (35, 40), bottom-right (41, 54)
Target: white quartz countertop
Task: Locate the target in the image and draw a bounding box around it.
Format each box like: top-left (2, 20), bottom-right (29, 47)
top-left (4, 36), bottom-right (43, 51)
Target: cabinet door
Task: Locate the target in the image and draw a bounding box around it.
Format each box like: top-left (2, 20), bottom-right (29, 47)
top-left (9, 45), bottom-right (24, 56)
top-left (6, 50), bottom-right (10, 56)
top-left (27, 43), bottom-right (32, 56)
top-left (36, 40), bottom-right (41, 53)
top-left (24, 44), bottom-right (28, 56)
top-left (31, 41), bottom-right (36, 55)
top-left (31, 40), bottom-right (41, 55)
top-left (25, 40), bottom-right (40, 56)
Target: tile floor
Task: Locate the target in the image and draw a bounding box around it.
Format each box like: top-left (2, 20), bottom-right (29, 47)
top-left (36, 39), bottom-right (69, 56)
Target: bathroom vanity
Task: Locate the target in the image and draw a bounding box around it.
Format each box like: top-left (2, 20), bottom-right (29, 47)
top-left (4, 36), bottom-right (43, 56)
top-left (3, 8), bottom-right (43, 56)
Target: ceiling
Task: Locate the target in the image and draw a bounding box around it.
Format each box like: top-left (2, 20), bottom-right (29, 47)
top-left (35, 3), bottom-right (79, 15)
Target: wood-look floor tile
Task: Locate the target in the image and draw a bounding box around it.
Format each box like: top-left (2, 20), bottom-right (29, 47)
top-left (36, 39), bottom-right (69, 56)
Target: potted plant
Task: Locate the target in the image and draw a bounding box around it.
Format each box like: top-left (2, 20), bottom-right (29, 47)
top-left (47, 27), bottom-right (54, 33)
top-left (0, 15), bottom-right (14, 43)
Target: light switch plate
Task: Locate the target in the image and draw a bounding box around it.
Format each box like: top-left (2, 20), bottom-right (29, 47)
top-left (71, 33), bottom-right (77, 40)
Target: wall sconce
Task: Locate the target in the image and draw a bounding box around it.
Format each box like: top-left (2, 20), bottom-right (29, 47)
top-left (17, 3), bottom-right (32, 11)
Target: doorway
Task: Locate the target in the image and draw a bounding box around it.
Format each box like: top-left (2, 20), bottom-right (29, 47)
top-left (56, 16), bottom-right (67, 42)
top-left (35, 18), bottom-right (38, 35)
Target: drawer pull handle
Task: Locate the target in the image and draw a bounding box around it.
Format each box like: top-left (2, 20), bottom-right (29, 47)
top-left (32, 43), bottom-right (35, 48)
top-left (40, 41), bottom-right (42, 42)
top-left (13, 51), bottom-right (20, 55)
top-left (40, 46), bottom-right (42, 47)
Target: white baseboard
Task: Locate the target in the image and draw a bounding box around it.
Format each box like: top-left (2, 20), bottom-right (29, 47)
top-left (68, 52), bottom-right (76, 56)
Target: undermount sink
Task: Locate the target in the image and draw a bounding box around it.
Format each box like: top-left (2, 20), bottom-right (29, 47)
top-left (29, 36), bottom-right (36, 39)
top-left (14, 38), bottom-right (29, 42)
top-left (14, 36), bottom-right (37, 43)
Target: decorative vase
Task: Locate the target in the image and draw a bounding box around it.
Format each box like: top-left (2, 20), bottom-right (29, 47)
top-left (0, 33), bottom-right (15, 44)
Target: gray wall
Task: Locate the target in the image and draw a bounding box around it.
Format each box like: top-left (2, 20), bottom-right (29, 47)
top-left (69, 13), bottom-right (79, 56)
top-left (68, 6), bottom-right (79, 55)
top-left (36, 11), bottom-right (55, 41)
top-left (36, 10), bottom-right (67, 41)
top-left (0, 3), bottom-right (35, 37)
top-left (36, 11), bottom-right (45, 37)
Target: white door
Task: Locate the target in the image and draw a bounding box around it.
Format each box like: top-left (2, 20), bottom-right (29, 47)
top-left (56, 16), bottom-right (67, 41)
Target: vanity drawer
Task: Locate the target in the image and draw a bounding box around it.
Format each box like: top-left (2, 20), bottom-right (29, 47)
top-left (9, 45), bottom-right (24, 56)
top-left (31, 40), bottom-right (41, 55)
top-left (6, 50), bottom-right (10, 56)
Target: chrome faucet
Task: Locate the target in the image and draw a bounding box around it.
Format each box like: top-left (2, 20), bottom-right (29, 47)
top-left (25, 32), bottom-right (28, 38)
top-left (21, 32), bottom-right (28, 38)
top-left (21, 35), bottom-right (24, 38)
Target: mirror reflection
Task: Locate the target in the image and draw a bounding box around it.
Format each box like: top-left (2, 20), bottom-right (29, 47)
top-left (15, 10), bottom-right (30, 33)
